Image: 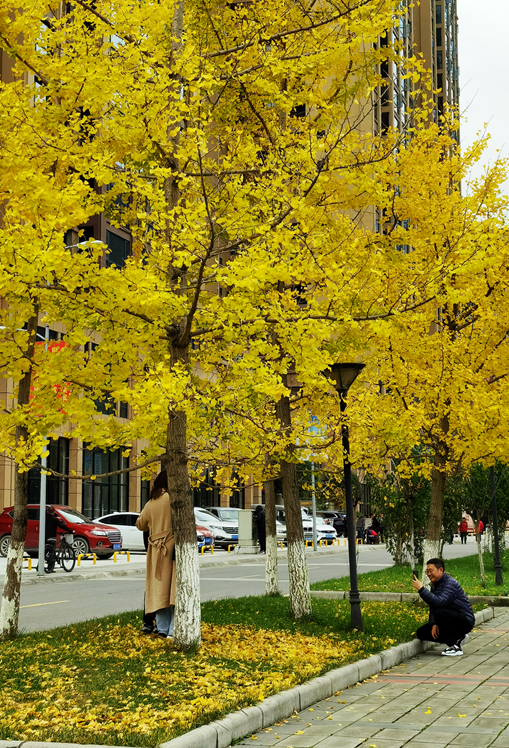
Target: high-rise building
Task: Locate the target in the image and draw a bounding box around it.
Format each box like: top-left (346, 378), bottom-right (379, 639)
top-left (374, 0), bottom-right (459, 137)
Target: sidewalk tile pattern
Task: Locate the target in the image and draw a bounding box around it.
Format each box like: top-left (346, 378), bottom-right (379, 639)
top-left (236, 610), bottom-right (509, 748)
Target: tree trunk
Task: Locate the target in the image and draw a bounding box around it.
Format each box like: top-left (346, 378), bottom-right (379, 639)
top-left (475, 523), bottom-right (486, 587)
top-left (0, 314), bottom-right (38, 640)
top-left (264, 479), bottom-right (279, 596)
top-left (166, 341), bottom-right (201, 650)
top-left (421, 416), bottom-right (449, 585)
top-left (276, 394), bottom-right (311, 619)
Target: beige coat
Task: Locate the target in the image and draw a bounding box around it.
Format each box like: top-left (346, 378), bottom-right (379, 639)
top-left (136, 492), bottom-right (176, 614)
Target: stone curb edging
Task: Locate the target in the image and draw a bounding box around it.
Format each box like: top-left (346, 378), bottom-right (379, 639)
top-left (0, 608), bottom-right (494, 748)
top-left (156, 606), bottom-right (495, 748)
top-left (310, 590), bottom-right (509, 606)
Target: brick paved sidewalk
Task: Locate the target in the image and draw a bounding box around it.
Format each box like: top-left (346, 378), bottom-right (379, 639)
top-left (237, 609), bottom-right (509, 748)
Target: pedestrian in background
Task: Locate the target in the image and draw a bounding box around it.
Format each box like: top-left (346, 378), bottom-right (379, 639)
top-left (459, 517), bottom-right (468, 545)
top-left (136, 470), bottom-right (176, 640)
top-left (254, 505), bottom-right (266, 554)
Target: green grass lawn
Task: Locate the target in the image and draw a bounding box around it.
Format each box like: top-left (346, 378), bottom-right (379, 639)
top-left (0, 596), bottom-right (440, 746)
top-left (310, 549), bottom-right (509, 596)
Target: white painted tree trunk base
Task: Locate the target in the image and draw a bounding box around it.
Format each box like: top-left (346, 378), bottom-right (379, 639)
top-left (265, 535), bottom-right (279, 596)
top-left (421, 539), bottom-right (442, 588)
top-left (0, 543), bottom-right (25, 639)
top-left (174, 542), bottom-right (201, 650)
top-left (287, 540), bottom-right (311, 618)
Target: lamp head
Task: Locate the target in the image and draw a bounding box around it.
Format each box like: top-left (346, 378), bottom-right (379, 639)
top-left (327, 363), bottom-right (365, 393)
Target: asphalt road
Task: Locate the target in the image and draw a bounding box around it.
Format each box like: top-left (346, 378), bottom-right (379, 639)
top-left (1, 540), bottom-right (483, 633)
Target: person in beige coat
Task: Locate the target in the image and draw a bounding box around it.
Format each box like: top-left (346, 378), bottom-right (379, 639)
top-left (136, 470), bottom-right (176, 639)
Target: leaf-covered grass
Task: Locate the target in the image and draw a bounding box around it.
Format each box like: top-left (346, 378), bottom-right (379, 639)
top-left (310, 549), bottom-right (509, 596)
top-left (0, 597), bottom-right (435, 746)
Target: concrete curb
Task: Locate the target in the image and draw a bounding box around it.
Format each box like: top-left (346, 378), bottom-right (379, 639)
top-left (157, 606), bottom-right (494, 748)
top-left (0, 608), bottom-right (493, 748)
top-left (310, 590), bottom-right (509, 606)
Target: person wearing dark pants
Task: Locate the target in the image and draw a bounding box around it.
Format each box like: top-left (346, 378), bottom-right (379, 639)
top-left (459, 518), bottom-right (468, 545)
top-left (412, 558), bottom-right (474, 657)
top-left (254, 505), bottom-right (266, 553)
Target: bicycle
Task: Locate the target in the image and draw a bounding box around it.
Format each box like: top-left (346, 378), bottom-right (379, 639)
top-left (44, 531), bottom-right (76, 573)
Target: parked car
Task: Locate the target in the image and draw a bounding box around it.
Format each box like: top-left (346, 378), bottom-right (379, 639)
top-left (0, 504), bottom-right (123, 558)
top-left (317, 511), bottom-right (346, 537)
top-left (95, 512), bottom-right (145, 551)
top-left (275, 505), bottom-right (337, 544)
top-left (96, 511), bottom-right (218, 552)
top-left (194, 507), bottom-right (238, 549)
top-left (196, 523), bottom-right (214, 551)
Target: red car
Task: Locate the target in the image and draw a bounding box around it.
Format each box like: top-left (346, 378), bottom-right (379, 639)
top-left (0, 504), bottom-right (123, 559)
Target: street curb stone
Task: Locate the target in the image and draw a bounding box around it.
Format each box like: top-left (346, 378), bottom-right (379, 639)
top-left (158, 608), bottom-right (493, 748)
top-left (310, 590), bottom-right (509, 606)
top-left (3, 609), bottom-right (493, 748)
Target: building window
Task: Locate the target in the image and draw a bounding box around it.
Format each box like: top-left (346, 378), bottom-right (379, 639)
top-left (106, 230), bottom-right (130, 268)
top-left (119, 402), bottom-right (128, 418)
top-left (381, 111), bottom-right (390, 133)
top-left (437, 50), bottom-right (443, 70)
top-left (192, 468), bottom-right (221, 508)
top-left (290, 103), bottom-right (306, 118)
top-left (28, 437), bottom-right (69, 505)
top-left (140, 478), bottom-right (150, 510)
top-left (436, 27), bottom-right (442, 47)
top-left (435, 4), bottom-right (442, 24)
top-left (82, 446), bottom-right (129, 518)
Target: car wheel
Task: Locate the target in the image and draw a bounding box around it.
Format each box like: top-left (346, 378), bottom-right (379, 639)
top-left (0, 534), bottom-right (11, 557)
top-left (73, 537), bottom-right (90, 556)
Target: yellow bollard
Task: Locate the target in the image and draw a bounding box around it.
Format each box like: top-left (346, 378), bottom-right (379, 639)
top-left (93, 554), bottom-right (97, 564)
top-left (210, 545), bottom-right (214, 555)
top-left (280, 541), bottom-right (283, 549)
top-left (356, 538), bottom-right (363, 545)
top-left (319, 539), bottom-right (325, 547)
top-left (77, 554), bottom-right (83, 566)
top-left (200, 545), bottom-right (205, 555)
top-left (344, 538), bottom-right (347, 545)
top-left (113, 552), bottom-right (118, 562)
top-left (23, 558), bottom-right (32, 570)
top-left (127, 551), bottom-right (130, 562)
top-left (227, 545), bottom-right (234, 553)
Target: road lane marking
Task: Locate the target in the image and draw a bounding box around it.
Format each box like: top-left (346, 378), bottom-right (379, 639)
top-left (20, 601), bottom-right (68, 608)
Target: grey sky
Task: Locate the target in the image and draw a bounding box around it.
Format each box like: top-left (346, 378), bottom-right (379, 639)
top-left (459, 0), bottom-right (509, 184)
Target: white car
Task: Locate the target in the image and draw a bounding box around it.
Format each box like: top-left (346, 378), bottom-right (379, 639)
top-left (94, 512), bottom-right (144, 550)
top-left (275, 505), bottom-right (337, 544)
top-left (194, 507), bottom-right (238, 549)
top-left (96, 510), bottom-right (219, 551)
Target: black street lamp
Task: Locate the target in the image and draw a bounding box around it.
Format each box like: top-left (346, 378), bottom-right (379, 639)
top-left (327, 362), bottom-right (366, 631)
top-left (490, 465), bottom-right (503, 586)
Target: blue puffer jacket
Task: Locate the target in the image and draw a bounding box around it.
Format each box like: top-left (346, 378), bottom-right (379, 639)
top-left (419, 573), bottom-right (475, 625)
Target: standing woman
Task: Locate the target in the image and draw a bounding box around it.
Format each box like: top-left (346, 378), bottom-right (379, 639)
top-left (136, 470), bottom-right (176, 639)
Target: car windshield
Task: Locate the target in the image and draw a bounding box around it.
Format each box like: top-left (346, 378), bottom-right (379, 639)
top-left (195, 510), bottom-right (217, 522)
top-left (56, 508), bottom-right (90, 524)
top-left (217, 510), bottom-right (238, 521)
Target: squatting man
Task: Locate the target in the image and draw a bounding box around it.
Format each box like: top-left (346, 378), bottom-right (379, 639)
top-left (412, 558), bottom-right (475, 657)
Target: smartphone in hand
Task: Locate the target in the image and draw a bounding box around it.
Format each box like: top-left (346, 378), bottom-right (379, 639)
top-left (412, 569), bottom-right (418, 579)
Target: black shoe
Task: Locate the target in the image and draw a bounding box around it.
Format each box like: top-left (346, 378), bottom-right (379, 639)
top-left (140, 623), bottom-right (156, 634)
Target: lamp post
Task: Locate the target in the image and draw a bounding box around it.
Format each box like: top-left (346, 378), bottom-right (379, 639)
top-left (490, 465), bottom-right (503, 586)
top-left (327, 362), bottom-right (366, 631)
